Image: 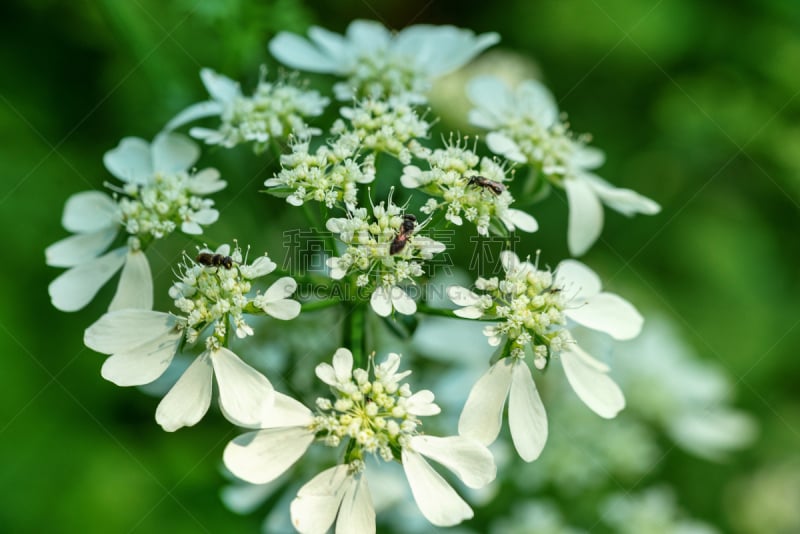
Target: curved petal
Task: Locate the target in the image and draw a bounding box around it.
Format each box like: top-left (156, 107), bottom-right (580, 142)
top-left (108, 249), bottom-right (152, 311)
top-left (405, 390), bottom-right (440, 416)
top-left (45, 227), bottom-right (118, 267)
top-left (332, 348), bottom-right (353, 383)
top-left (164, 100), bottom-right (224, 131)
top-left (269, 32), bottom-right (341, 73)
top-left (200, 68), bottom-right (241, 102)
top-left (308, 26), bottom-right (350, 64)
top-left (401, 448), bottom-right (473, 527)
top-left (467, 76), bottom-right (514, 127)
top-left (152, 132), bottom-right (200, 173)
top-left (410, 435), bottom-right (496, 488)
top-left (290, 465), bottom-right (350, 534)
top-left (571, 146), bottom-right (606, 171)
top-left (561, 345), bottom-right (625, 419)
top-left (346, 20), bottom-right (391, 52)
top-left (458, 359), bottom-right (513, 445)
top-left (336, 473), bottom-right (375, 534)
top-left (48, 246), bottom-right (126, 312)
top-left (103, 137), bottom-right (153, 185)
top-left (263, 299), bottom-right (301, 320)
top-left (224, 426), bottom-right (315, 484)
top-left (100, 326), bottom-right (182, 386)
top-left (485, 131), bottom-right (526, 162)
top-left (447, 285), bottom-right (480, 307)
top-left (212, 348), bottom-right (275, 428)
top-left (262, 276), bottom-right (297, 302)
top-left (260, 391), bottom-right (314, 429)
top-left (390, 287), bottom-right (417, 315)
top-left (499, 250), bottom-right (521, 273)
top-left (583, 173), bottom-right (661, 215)
top-left (62, 191), bottom-right (118, 234)
top-left (517, 79), bottom-right (559, 126)
top-left (508, 361), bottom-right (548, 461)
top-left (187, 168), bottom-right (226, 194)
top-left (370, 286), bottom-right (392, 317)
top-left (502, 208), bottom-right (539, 233)
top-left (566, 292), bottom-right (643, 340)
top-left (554, 259), bottom-right (602, 299)
top-left (564, 176), bottom-right (604, 257)
top-left (84, 309), bottom-right (177, 353)
top-left (155, 351), bottom-right (213, 431)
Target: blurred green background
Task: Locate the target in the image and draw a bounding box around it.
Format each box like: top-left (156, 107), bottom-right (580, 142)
top-left (1, 0), bottom-right (798, 532)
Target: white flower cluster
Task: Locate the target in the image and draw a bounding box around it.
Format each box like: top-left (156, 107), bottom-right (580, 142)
top-left (169, 244), bottom-right (299, 347)
top-left (332, 97), bottom-right (431, 164)
top-left (326, 197), bottom-right (445, 316)
top-left (270, 20), bottom-right (500, 102)
top-left (167, 68), bottom-right (329, 152)
top-left (467, 75), bottom-right (661, 255)
top-left (84, 242), bottom-right (300, 432)
top-left (450, 251), bottom-right (643, 461)
top-left (46, 132), bottom-right (224, 312)
top-left (224, 349), bottom-right (496, 532)
top-left (401, 137), bottom-right (538, 235)
top-left (264, 134), bottom-right (375, 209)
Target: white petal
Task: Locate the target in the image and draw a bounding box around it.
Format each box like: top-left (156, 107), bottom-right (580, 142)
top-left (453, 306), bottom-right (483, 319)
top-left (108, 249), bottom-right (152, 311)
top-left (508, 361), bottom-right (548, 461)
top-left (100, 326), bottom-right (182, 386)
top-left (405, 390), bottom-right (440, 416)
top-left (402, 448), bottom-right (473, 527)
top-left (85, 309), bottom-right (177, 353)
top-left (181, 221), bottom-right (202, 235)
top-left (517, 79), bottom-right (559, 126)
top-left (290, 465), bottom-right (350, 534)
top-left (561, 345), bottom-right (625, 419)
top-left (336, 474), bottom-right (375, 534)
top-left (156, 351), bottom-right (213, 431)
top-left (583, 173), bottom-right (661, 215)
top-left (566, 292), bottom-right (644, 340)
top-left (187, 208), bottom-right (218, 225)
top-left (564, 176), bottom-right (604, 256)
top-left (187, 168), bottom-right (226, 194)
top-left (45, 227), bottom-right (117, 267)
top-left (262, 276), bottom-right (298, 302)
top-left (263, 299), bottom-right (301, 320)
top-left (370, 286), bottom-right (392, 317)
top-left (466, 75), bottom-right (514, 127)
top-left (163, 100), bottom-right (224, 131)
top-left (152, 132), bottom-right (199, 172)
top-left (315, 363), bottom-right (337, 386)
top-left (499, 250), bottom-right (521, 273)
top-left (243, 255), bottom-right (276, 278)
top-left (200, 68), bottom-right (241, 102)
top-left (346, 20), bottom-right (391, 52)
top-left (332, 348), bottom-right (353, 383)
top-left (61, 191), bottom-right (118, 233)
top-left (447, 285), bottom-right (480, 307)
top-left (260, 391), bottom-right (314, 429)
top-left (571, 146), bottom-right (606, 170)
top-left (554, 259), bottom-right (602, 299)
top-left (410, 435), bottom-right (496, 488)
top-left (400, 165), bottom-right (423, 188)
top-left (269, 32), bottom-right (340, 73)
top-left (502, 208), bottom-right (539, 232)
top-left (390, 287), bottom-right (417, 315)
top-left (224, 427), bottom-right (315, 484)
top-left (458, 359), bottom-right (513, 445)
top-left (212, 348), bottom-right (275, 428)
top-left (103, 137), bottom-right (152, 184)
top-left (49, 246), bottom-right (126, 312)
top-left (486, 132), bottom-right (526, 162)
top-left (307, 26), bottom-right (349, 64)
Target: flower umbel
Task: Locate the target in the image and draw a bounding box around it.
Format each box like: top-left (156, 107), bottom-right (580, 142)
top-left (166, 67), bottom-right (329, 152)
top-left (223, 349), bottom-right (496, 531)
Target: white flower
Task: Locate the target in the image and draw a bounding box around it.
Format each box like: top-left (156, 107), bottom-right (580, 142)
top-left (455, 251), bottom-right (643, 459)
top-left (225, 349), bottom-right (495, 530)
top-left (400, 137), bottom-right (538, 236)
top-left (165, 68), bottom-right (329, 151)
top-left (253, 276), bottom-right (302, 320)
top-left (46, 132), bottom-right (225, 312)
top-left (467, 75), bottom-right (660, 255)
top-left (269, 20), bottom-right (499, 101)
top-left (84, 309), bottom-right (274, 431)
top-left (370, 284), bottom-right (417, 317)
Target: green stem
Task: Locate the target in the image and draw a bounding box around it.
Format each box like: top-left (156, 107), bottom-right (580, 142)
top-left (343, 303), bottom-right (366, 368)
